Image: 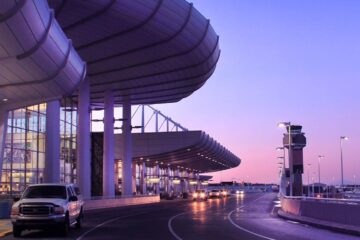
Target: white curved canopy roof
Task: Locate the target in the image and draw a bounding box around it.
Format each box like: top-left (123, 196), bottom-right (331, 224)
top-left (0, 0), bottom-right (86, 111)
top-left (48, 0), bottom-right (220, 105)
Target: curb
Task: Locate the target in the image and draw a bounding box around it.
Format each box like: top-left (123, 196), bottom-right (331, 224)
top-left (0, 229), bottom-right (12, 238)
top-left (277, 209), bottom-right (360, 236)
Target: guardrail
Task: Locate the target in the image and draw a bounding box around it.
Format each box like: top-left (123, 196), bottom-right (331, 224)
top-left (280, 194), bottom-right (360, 227)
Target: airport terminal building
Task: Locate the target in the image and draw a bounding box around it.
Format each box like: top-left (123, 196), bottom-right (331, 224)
top-left (0, 0), bottom-right (240, 199)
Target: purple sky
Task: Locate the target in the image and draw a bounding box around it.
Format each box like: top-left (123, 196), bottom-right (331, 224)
top-left (152, 0), bottom-right (360, 184)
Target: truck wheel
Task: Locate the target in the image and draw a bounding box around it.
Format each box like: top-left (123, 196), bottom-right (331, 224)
top-left (76, 209), bottom-right (83, 229)
top-left (60, 215), bottom-right (70, 236)
top-left (13, 226), bottom-right (22, 237)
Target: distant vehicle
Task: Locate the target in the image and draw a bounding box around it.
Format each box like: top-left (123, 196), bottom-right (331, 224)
top-left (10, 183), bottom-right (84, 237)
top-left (192, 190), bottom-right (208, 201)
top-left (209, 189), bottom-right (222, 198)
top-left (236, 190), bottom-right (244, 196)
top-left (221, 189), bottom-right (230, 197)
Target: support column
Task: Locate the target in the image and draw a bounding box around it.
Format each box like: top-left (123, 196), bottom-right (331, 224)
top-left (122, 100), bottom-right (133, 196)
top-left (155, 164), bottom-right (160, 194)
top-left (77, 78), bottom-right (91, 199)
top-left (103, 91), bottom-right (115, 197)
top-left (166, 167), bottom-right (171, 193)
top-left (197, 173), bottom-right (201, 191)
top-left (0, 110), bottom-right (8, 183)
top-left (44, 100), bottom-right (60, 183)
top-left (140, 162), bottom-right (147, 195)
top-left (132, 162), bottom-right (137, 194)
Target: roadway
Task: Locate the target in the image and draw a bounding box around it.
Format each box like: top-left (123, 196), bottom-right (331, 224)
top-left (3, 192), bottom-right (359, 240)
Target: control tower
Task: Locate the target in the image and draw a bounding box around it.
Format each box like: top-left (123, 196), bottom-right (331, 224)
top-left (282, 125), bottom-right (306, 196)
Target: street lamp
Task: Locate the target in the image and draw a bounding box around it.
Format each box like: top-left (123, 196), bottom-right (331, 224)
top-left (317, 155), bottom-right (324, 184)
top-left (278, 122), bottom-right (292, 196)
top-left (340, 136), bottom-right (349, 187)
top-left (307, 163), bottom-right (311, 197)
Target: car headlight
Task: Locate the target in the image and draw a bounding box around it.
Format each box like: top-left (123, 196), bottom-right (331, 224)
top-left (200, 193), bottom-right (205, 198)
top-left (193, 193), bottom-right (198, 198)
top-left (11, 206), bottom-right (19, 215)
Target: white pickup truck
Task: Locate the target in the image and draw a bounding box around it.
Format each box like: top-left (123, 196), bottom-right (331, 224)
top-left (10, 183), bottom-right (84, 237)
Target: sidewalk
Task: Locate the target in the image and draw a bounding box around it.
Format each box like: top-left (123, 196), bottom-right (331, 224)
top-left (0, 219), bottom-right (11, 237)
top-left (277, 209), bottom-right (360, 236)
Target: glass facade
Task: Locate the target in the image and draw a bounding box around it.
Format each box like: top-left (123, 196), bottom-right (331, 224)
top-left (0, 99), bottom-right (77, 195)
top-left (60, 98), bottom-right (77, 184)
top-left (1, 104), bottom-right (46, 194)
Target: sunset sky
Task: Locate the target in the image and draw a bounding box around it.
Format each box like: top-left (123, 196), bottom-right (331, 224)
top-left (151, 0), bottom-right (360, 184)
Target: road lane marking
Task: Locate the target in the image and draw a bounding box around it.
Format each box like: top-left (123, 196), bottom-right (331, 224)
top-left (227, 194), bottom-right (276, 240)
top-left (168, 212), bottom-right (187, 240)
top-left (76, 211), bottom-right (151, 240)
top-left (168, 194), bottom-right (265, 240)
top-left (77, 201), bottom-right (190, 240)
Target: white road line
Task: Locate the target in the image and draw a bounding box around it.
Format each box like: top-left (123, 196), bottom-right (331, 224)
top-left (76, 211), bottom-right (150, 240)
top-left (168, 194), bottom-right (267, 240)
top-left (168, 212), bottom-right (187, 240)
top-left (227, 194), bottom-right (276, 240)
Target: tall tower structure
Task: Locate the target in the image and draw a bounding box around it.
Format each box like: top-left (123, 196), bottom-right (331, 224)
top-left (283, 125), bottom-right (306, 196)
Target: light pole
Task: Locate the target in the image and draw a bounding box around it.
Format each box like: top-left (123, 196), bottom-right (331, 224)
top-left (317, 155), bottom-right (324, 184)
top-left (307, 163), bottom-right (311, 197)
top-left (353, 175), bottom-right (356, 190)
top-left (340, 136), bottom-right (349, 187)
top-left (278, 122), bottom-right (292, 196)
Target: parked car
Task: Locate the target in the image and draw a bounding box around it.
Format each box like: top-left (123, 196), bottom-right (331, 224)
top-left (192, 190), bottom-right (208, 201)
top-left (10, 183), bottom-right (84, 237)
top-left (209, 189), bottom-right (222, 198)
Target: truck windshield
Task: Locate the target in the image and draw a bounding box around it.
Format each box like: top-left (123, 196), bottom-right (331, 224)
top-left (22, 186), bottom-right (67, 199)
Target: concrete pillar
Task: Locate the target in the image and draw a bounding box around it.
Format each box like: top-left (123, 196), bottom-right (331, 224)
top-left (132, 162), bottom-right (137, 194)
top-left (140, 162), bottom-right (147, 195)
top-left (0, 110), bottom-right (8, 183)
top-left (155, 164), bottom-right (160, 194)
top-left (44, 100), bottom-right (60, 183)
top-left (166, 167), bottom-right (171, 193)
top-left (76, 78), bottom-right (91, 199)
top-left (103, 90), bottom-right (115, 198)
top-left (196, 173), bottom-right (201, 191)
top-left (122, 100), bottom-right (133, 196)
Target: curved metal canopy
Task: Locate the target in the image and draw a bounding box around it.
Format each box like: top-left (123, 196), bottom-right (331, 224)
top-left (0, 0), bottom-right (86, 111)
top-left (48, 0), bottom-right (220, 105)
top-left (112, 131), bottom-right (240, 173)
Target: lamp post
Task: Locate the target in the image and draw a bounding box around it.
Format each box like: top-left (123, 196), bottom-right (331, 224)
top-left (353, 174), bottom-right (356, 190)
top-left (307, 163), bottom-right (311, 197)
top-left (340, 136), bottom-right (349, 187)
top-left (278, 122), bottom-right (292, 196)
top-left (317, 155), bottom-right (324, 184)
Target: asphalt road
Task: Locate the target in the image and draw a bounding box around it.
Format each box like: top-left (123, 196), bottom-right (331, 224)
top-left (3, 192), bottom-right (359, 240)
